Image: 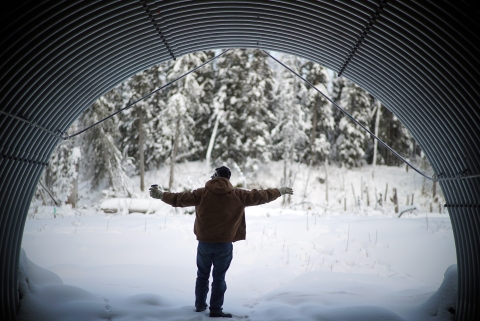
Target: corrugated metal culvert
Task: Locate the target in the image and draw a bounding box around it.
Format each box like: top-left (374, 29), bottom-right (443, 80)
top-left (1, 1), bottom-right (479, 320)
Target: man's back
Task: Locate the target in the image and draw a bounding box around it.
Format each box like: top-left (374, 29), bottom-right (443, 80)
top-left (161, 177), bottom-right (281, 242)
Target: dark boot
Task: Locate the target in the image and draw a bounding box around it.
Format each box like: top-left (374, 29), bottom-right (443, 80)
top-left (195, 306), bottom-right (207, 312)
top-left (209, 311), bottom-right (232, 318)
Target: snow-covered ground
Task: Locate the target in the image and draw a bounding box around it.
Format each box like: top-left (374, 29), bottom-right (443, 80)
top-left (19, 162), bottom-right (457, 320)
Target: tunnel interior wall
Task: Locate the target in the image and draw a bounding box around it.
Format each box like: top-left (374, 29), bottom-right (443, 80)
top-left (1, 1), bottom-right (479, 320)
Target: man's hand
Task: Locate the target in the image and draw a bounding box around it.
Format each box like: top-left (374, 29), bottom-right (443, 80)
top-left (149, 186), bottom-right (163, 199)
top-left (278, 187), bottom-right (293, 195)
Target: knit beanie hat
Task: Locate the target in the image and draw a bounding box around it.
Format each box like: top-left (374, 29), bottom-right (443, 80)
top-left (212, 166), bottom-right (231, 179)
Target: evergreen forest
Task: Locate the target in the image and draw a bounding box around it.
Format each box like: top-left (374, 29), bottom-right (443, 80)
top-left (36, 49), bottom-right (422, 205)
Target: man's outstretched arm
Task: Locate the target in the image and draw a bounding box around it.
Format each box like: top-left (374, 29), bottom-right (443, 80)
top-left (150, 186), bottom-right (202, 207)
top-left (239, 186), bottom-right (293, 206)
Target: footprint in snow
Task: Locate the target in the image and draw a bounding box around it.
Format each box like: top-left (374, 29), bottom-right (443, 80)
top-left (103, 298), bottom-right (113, 321)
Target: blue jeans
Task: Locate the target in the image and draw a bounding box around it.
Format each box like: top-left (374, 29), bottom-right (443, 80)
top-left (195, 241), bottom-right (233, 312)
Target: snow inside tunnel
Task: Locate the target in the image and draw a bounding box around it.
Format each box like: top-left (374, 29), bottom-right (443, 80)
top-left (19, 162), bottom-right (458, 321)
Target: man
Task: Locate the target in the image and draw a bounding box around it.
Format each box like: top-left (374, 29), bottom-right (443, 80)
top-left (150, 166), bottom-right (293, 318)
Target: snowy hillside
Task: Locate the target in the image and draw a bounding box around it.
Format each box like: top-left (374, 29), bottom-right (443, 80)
top-left (19, 162), bottom-right (456, 321)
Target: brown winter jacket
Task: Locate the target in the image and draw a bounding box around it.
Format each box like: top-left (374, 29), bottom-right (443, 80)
top-left (161, 177), bottom-right (281, 242)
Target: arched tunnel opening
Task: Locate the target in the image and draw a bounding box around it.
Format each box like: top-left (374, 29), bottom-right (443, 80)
top-left (1, 1), bottom-right (479, 320)
top-left (18, 47), bottom-right (458, 320)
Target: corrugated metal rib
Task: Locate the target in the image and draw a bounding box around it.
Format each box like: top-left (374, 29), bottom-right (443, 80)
top-left (1, 1), bottom-right (479, 320)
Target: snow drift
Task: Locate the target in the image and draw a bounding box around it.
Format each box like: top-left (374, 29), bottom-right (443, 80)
top-left (17, 248), bottom-right (457, 321)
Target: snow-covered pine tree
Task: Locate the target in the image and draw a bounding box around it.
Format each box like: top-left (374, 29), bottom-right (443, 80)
top-left (241, 49), bottom-right (276, 172)
top-left (271, 53), bottom-right (309, 202)
top-left (118, 62), bottom-right (169, 191)
top-left (302, 60), bottom-right (333, 165)
top-left (375, 105), bottom-right (412, 166)
top-left (145, 61), bottom-right (174, 168)
top-left (212, 49), bottom-right (250, 167)
top-left (121, 72), bottom-right (148, 192)
top-left (212, 49), bottom-right (275, 173)
top-left (43, 137), bottom-right (81, 206)
top-left (191, 50), bottom-right (217, 162)
top-left (330, 77), bottom-right (373, 168)
top-left (162, 53), bottom-right (206, 189)
top-left (79, 88), bottom-right (133, 197)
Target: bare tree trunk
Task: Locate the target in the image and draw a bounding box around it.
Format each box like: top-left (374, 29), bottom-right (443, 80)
top-left (287, 142), bottom-right (295, 205)
top-left (324, 159), bottom-right (329, 204)
top-left (282, 155), bottom-right (288, 206)
top-left (283, 137), bottom-right (295, 205)
top-left (421, 156), bottom-right (428, 195)
top-left (206, 111), bottom-right (220, 168)
top-left (287, 167), bottom-right (293, 204)
top-left (365, 185), bottom-right (370, 206)
top-left (304, 103), bottom-right (318, 204)
top-left (169, 119), bottom-right (180, 190)
top-left (310, 106), bottom-right (318, 150)
top-left (372, 103), bottom-right (381, 179)
top-left (351, 183), bottom-right (356, 211)
top-left (360, 177), bottom-right (363, 201)
top-left (391, 188), bottom-right (398, 213)
top-left (139, 112), bottom-right (145, 192)
top-left (384, 182), bottom-right (388, 203)
top-left (67, 163), bottom-right (78, 208)
top-left (303, 160), bottom-right (312, 201)
top-left (67, 121), bottom-right (79, 207)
